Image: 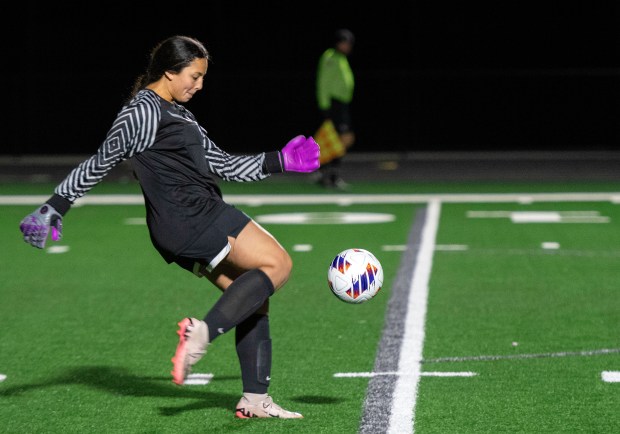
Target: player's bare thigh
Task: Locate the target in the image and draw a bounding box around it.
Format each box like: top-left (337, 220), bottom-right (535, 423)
top-left (208, 220), bottom-right (292, 292)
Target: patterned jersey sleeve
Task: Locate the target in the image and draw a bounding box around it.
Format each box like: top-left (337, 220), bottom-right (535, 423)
top-left (54, 94), bottom-right (160, 202)
top-left (202, 128), bottom-right (272, 182)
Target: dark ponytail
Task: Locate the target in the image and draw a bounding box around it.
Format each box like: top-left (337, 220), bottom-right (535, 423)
top-left (126, 35), bottom-right (210, 103)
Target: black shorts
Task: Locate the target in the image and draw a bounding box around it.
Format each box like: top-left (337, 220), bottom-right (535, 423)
top-left (164, 203), bottom-right (251, 277)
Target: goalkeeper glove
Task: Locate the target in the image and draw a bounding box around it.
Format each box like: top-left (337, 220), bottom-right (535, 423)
top-left (281, 135), bottom-right (320, 173)
top-left (19, 204), bottom-right (63, 249)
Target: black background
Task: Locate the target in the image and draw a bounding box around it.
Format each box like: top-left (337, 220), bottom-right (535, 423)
top-left (5, 2), bottom-right (619, 155)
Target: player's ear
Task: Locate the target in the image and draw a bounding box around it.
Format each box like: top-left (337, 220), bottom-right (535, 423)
top-left (163, 71), bottom-right (174, 81)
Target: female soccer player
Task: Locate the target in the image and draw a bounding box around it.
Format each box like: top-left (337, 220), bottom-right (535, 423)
top-left (19, 35), bottom-right (318, 419)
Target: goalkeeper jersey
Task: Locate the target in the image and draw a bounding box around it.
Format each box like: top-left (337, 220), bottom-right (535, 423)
top-left (52, 89), bottom-right (282, 256)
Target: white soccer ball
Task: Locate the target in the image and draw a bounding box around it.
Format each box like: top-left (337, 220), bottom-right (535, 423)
top-left (327, 248), bottom-right (384, 304)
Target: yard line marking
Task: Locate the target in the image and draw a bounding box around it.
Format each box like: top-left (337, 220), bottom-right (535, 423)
top-left (182, 373), bottom-right (213, 385)
top-left (255, 212), bottom-right (395, 224)
top-left (422, 371), bottom-right (477, 377)
top-left (430, 247), bottom-right (620, 258)
top-left (0, 374), bottom-right (6, 382)
top-left (435, 244), bottom-right (469, 251)
top-left (382, 245), bottom-right (407, 251)
top-left (467, 210), bottom-right (610, 223)
top-left (335, 371), bottom-right (477, 378)
top-left (46, 245), bottom-right (70, 254)
top-left (510, 212), bottom-right (609, 223)
top-left (124, 217), bottom-right (146, 225)
top-left (422, 347), bottom-right (620, 363)
top-left (602, 371), bottom-right (620, 383)
top-left (292, 244), bottom-right (313, 252)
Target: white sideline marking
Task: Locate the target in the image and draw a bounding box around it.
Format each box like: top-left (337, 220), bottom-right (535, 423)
top-left (389, 200), bottom-right (441, 434)
top-left (541, 242), bottom-right (560, 249)
top-left (334, 371), bottom-right (477, 378)
top-left (183, 373), bottom-right (213, 385)
top-left (3, 192), bottom-right (620, 206)
top-left (602, 371), bottom-right (620, 383)
top-left (0, 374), bottom-right (6, 382)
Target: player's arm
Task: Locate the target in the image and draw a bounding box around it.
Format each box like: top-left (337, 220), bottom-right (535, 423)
top-left (19, 98), bottom-right (159, 249)
top-left (204, 134), bottom-right (320, 182)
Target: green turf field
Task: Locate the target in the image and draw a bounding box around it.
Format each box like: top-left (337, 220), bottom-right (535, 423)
top-left (1, 179), bottom-right (619, 433)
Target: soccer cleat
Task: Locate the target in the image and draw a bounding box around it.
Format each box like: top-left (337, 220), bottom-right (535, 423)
top-left (331, 176), bottom-right (350, 191)
top-left (235, 395), bottom-right (303, 419)
top-left (171, 317), bottom-right (209, 385)
top-left (318, 173), bottom-right (349, 191)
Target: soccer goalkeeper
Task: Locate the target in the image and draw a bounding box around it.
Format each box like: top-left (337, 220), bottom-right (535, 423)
top-left (19, 35), bottom-right (319, 419)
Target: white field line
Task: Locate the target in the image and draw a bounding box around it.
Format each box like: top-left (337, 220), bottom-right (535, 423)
top-left (422, 347), bottom-right (620, 363)
top-left (2, 192), bottom-right (620, 206)
top-left (334, 371), bottom-right (477, 378)
top-left (388, 199), bottom-right (441, 434)
top-left (183, 373), bottom-right (213, 385)
top-left (467, 210), bottom-right (610, 223)
top-left (602, 371), bottom-right (620, 383)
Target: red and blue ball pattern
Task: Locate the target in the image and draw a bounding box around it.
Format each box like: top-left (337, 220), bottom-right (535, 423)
top-left (328, 248), bottom-right (383, 304)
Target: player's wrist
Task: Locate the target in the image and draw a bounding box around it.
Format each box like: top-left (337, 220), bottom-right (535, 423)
top-left (262, 151), bottom-right (284, 174)
top-left (46, 194), bottom-right (72, 216)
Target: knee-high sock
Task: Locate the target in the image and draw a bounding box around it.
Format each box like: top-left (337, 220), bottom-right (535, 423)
top-left (236, 313), bottom-right (271, 394)
top-left (204, 268), bottom-right (274, 343)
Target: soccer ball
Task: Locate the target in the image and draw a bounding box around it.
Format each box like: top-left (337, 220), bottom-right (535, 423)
top-left (327, 248), bottom-right (384, 304)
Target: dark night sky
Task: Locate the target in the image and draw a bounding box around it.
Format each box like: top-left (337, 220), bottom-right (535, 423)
top-left (6, 2), bottom-right (619, 155)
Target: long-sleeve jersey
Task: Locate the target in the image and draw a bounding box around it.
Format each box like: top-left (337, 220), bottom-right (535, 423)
top-left (51, 88), bottom-right (283, 256)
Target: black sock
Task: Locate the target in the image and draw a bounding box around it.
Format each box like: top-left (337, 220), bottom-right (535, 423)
top-left (204, 269), bottom-right (274, 343)
top-left (236, 313), bottom-right (271, 394)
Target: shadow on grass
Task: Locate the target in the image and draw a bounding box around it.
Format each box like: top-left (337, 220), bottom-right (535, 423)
top-left (0, 365), bottom-right (345, 415)
top-left (0, 365), bottom-right (239, 415)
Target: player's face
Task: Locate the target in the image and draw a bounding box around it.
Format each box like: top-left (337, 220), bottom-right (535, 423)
top-left (170, 58), bottom-right (208, 103)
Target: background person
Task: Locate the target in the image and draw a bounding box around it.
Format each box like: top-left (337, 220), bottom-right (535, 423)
top-left (315, 28), bottom-right (356, 189)
top-left (18, 35), bottom-right (319, 419)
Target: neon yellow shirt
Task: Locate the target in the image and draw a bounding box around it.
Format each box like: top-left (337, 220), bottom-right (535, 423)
top-left (316, 48), bottom-right (355, 111)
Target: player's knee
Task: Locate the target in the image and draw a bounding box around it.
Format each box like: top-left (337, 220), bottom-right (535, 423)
top-left (262, 249), bottom-right (292, 291)
top-left (275, 249), bottom-right (293, 289)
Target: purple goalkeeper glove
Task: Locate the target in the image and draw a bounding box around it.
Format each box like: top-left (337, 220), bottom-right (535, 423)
top-left (19, 204), bottom-right (63, 249)
top-left (281, 135), bottom-right (320, 173)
